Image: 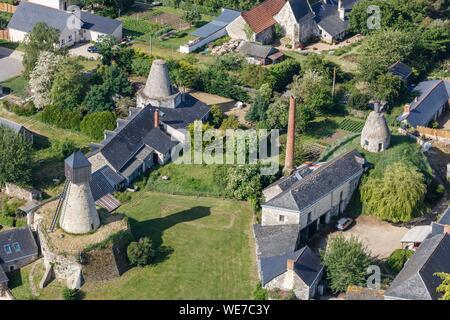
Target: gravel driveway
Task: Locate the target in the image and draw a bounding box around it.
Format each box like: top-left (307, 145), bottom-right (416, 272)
top-left (331, 215), bottom-right (408, 259)
top-left (0, 47), bottom-right (23, 82)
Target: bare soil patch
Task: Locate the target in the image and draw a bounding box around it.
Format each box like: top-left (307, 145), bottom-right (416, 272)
top-left (150, 13), bottom-right (190, 30)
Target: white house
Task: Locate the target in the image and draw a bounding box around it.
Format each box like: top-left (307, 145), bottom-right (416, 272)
top-left (7, 0), bottom-right (122, 47)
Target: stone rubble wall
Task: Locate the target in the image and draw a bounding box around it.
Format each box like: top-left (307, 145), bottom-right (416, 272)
top-left (3, 183), bottom-right (42, 201)
top-left (36, 222), bottom-right (83, 289)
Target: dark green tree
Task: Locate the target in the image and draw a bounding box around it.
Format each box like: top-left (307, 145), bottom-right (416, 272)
top-left (127, 237), bottom-right (155, 267)
top-left (80, 111), bottom-right (117, 140)
top-left (0, 126), bottom-right (32, 187)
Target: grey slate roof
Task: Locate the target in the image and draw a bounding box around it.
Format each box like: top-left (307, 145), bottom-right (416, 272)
top-left (8, 1), bottom-right (71, 33)
top-left (0, 267), bottom-right (7, 284)
top-left (438, 206), bottom-right (450, 225)
top-left (8, 1), bottom-right (121, 35)
top-left (143, 127), bottom-right (178, 155)
top-left (90, 166), bottom-right (124, 201)
top-left (238, 41), bottom-right (277, 59)
top-left (264, 164), bottom-right (320, 192)
top-left (385, 234), bottom-right (450, 300)
top-left (264, 149), bottom-right (365, 212)
top-left (388, 61), bottom-right (412, 80)
top-left (191, 8), bottom-right (240, 38)
top-left (397, 80), bottom-right (450, 127)
top-left (0, 227), bottom-right (38, 265)
top-left (80, 11), bottom-right (121, 34)
top-left (313, 3), bottom-right (349, 37)
top-left (289, 0), bottom-right (315, 23)
top-left (94, 98), bottom-right (209, 171)
top-left (254, 224), bottom-right (322, 286)
top-left (65, 151), bottom-right (91, 169)
top-left (0, 117), bottom-right (24, 134)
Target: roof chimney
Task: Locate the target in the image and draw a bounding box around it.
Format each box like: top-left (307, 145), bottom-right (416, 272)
top-left (287, 259), bottom-right (295, 270)
top-left (283, 96), bottom-right (296, 175)
top-left (404, 104), bottom-right (411, 114)
top-left (154, 110), bottom-right (160, 128)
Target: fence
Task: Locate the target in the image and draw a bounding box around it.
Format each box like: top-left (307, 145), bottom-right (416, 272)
top-left (0, 29), bottom-right (9, 40)
top-left (416, 126), bottom-right (450, 142)
top-left (0, 2), bottom-right (16, 13)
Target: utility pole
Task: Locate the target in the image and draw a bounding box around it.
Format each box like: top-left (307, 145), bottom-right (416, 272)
top-left (332, 66), bottom-right (336, 98)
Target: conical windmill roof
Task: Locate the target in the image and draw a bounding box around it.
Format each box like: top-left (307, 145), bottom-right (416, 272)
top-left (142, 59), bottom-right (173, 99)
top-left (361, 111), bottom-right (390, 142)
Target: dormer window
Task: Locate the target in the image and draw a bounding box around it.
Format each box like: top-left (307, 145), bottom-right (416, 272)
top-left (4, 244), bottom-right (12, 254)
top-left (13, 242), bottom-right (21, 252)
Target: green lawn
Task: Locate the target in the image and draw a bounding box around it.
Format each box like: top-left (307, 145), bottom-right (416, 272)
top-left (0, 75), bottom-right (28, 98)
top-left (77, 192), bottom-right (256, 299)
top-left (144, 163), bottom-right (225, 197)
top-left (0, 39), bottom-right (20, 51)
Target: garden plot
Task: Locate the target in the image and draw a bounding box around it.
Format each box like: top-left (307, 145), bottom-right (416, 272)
top-left (150, 12), bottom-right (190, 30)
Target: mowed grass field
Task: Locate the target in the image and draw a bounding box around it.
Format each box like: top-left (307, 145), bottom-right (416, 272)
top-left (78, 192), bottom-right (257, 299)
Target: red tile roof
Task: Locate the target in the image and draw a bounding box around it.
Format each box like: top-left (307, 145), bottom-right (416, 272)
top-left (242, 0), bottom-right (286, 34)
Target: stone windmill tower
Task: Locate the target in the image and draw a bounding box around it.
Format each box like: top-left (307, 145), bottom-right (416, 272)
top-left (58, 151), bottom-right (100, 234)
top-left (360, 102), bottom-right (391, 153)
top-left (136, 59), bottom-right (182, 109)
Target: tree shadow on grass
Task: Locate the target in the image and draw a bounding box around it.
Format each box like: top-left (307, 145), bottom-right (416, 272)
top-left (128, 206), bottom-right (211, 265)
top-left (7, 269), bottom-right (23, 289)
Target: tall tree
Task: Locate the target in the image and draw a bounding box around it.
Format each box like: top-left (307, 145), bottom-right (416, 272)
top-left (22, 22), bottom-right (60, 78)
top-left (0, 126), bottom-right (33, 187)
top-left (50, 59), bottom-right (85, 110)
top-left (321, 235), bottom-right (372, 293)
top-left (361, 162), bottom-right (427, 223)
top-left (29, 51), bottom-right (64, 109)
top-left (436, 272), bottom-right (450, 300)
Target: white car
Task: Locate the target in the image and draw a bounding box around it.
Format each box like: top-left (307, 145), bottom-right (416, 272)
top-left (336, 217), bottom-right (353, 231)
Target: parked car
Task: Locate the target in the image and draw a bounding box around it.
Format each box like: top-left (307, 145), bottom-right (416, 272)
top-left (336, 217), bottom-right (353, 231)
top-left (87, 46), bottom-right (98, 53)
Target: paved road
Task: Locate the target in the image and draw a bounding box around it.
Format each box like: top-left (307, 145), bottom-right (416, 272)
top-left (0, 47), bottom-right (24, 82)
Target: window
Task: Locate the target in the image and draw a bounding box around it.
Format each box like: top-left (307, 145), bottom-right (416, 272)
top-left (68, 35), bottom-right (72, 42)
top-left (4, 245), bottom-right (12, 254)
top-left (13, 242), bottom-right (21, 252)
top-left (364, 140), bottom-right (369, 146)
top-left (279, 215), bottom-right (285, 223)
top-left (307, 212), bottom-right (312, 224)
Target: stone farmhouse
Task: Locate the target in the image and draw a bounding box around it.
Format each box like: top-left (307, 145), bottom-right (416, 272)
top-left (87, 59), bottom-right (210, 190)
top-left (226, 0), bottom-right (358, 46)
top-left (0, 227), bottom-right (39, 294)
top-left (253, 224), bottom-right (324, 299)
top-left (7, 0), bottom-right (122, 46)
top-left (0, 117), bottom-right (34, 144)
top-left (397, 79), bottom-right (450, 128)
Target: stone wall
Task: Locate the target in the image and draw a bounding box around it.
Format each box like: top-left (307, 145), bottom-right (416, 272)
top-left (37, 223), bottom-right (83, 289)
top-left (226, 16), bottom-right (249, 41)
top-left (261, 206), bottom-right (300, 225)
top-left (3, 183), bottom-right (41, 201)
top-left (265, 269), bottom-right (313, 300)
top-left (255, 27), bottom-right (274, 45)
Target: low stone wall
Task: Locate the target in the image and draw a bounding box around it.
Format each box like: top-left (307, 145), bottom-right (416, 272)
top-left (416, 126), bottom-right (450, 143)
top-left (36, 223), bottom-right (83, 290)
top-left (3, 183), bottom-right (41, 201)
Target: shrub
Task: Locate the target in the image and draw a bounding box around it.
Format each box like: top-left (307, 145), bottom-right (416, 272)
top-left (62, 288), bottom-right (81, 300)
top-left (80, 111), bottom-right (116, 140)
top-left (39, 104), bottom-right (82, 130)
top-left (127, 237), bottom-right (155, 267)
top-left (387, 249), bottom-right (414, 273)
top-left (253, 283), bottom-right (268, 300)
top-left (321, 235), bottom-right (371, 293)
top-left (347, 91), bottom-right (370, 111)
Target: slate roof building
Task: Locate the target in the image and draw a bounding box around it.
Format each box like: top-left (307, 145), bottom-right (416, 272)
top-left (180, 8), bottom-right (240, 53)
top-left (237, 41), bottom-right (284, 65)
top-left (7, 0), bottom-right (122, 46)
top-left (385, 233), bottom-right (450, 300)
top-left (0, 117), bottom-right (33, 144)
top-left (388, 61), bottom-right (413, 82)
top-left (0, 227), bottom-right (39, 273)
top-left (261, 149), bottom-right (366, 244)
top-left (397, 80), bottom-right (450, 128)
top-left (88, 59), bottom-right (210, 189)
top-left (253, 224), bottom-right (324, 299)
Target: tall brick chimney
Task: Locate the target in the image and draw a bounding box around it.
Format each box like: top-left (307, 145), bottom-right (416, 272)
top-left (154, 110), bottom-right (160, 128)
top-left (284, 96), bottom-right (296, 175)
